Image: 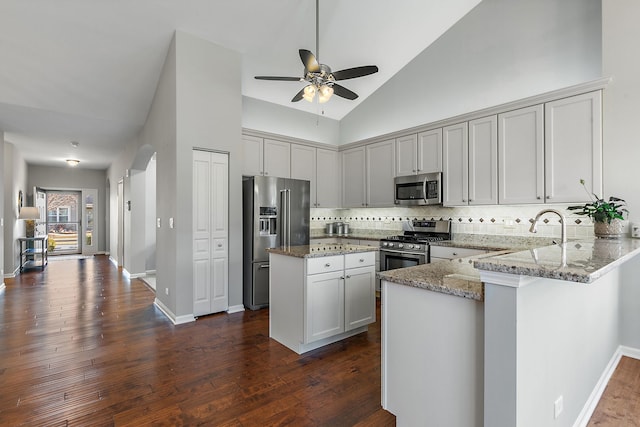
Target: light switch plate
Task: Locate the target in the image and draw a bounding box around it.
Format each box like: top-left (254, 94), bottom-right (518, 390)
top-left (156, 218), bottom-right (161, 228)
top-left (169, 218), bottom-right (174, 229)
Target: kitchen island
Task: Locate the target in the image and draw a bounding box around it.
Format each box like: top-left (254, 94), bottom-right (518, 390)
top-left (267, 243), bottom-right (378, 354)
top-left (379, 237), bottom-right (640, 427)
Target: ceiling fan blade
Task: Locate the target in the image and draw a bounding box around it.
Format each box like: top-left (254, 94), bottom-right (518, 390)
top-left (291, 88), bottom-right (305, 102)
top-left (299, 49), bottom-right (320, 73)
top-left (332, 84), bottom-right (358, 100)
top-left (332, 65), bottom-right (379, 81)
top-left (254, 76), bottom-right (301, 81)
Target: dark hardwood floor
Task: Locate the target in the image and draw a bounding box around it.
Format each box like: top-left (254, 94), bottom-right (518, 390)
top-left (0, 256), bottom-right (395, 426)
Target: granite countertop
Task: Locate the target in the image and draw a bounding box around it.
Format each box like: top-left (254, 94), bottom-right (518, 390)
top-left (377, 251), bottom-right (512, 302)
top-left (474, 238), bottom-right (640, 283)
top-left (267, 243), bottom-right (378, 258)
top-left (431, 234), bottom-right (558, 251)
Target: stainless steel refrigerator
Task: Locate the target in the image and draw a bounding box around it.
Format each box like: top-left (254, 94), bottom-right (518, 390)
top-left (243, 176), bottom-right (310, 310)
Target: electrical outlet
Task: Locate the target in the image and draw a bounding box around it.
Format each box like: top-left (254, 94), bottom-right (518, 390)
top-left (554, 395), bottom-right (563, 419)
top-left (169, 218), bottom-right (174, 229)
top-left (156, 218), bottom-right (161, 228)
top-left (504, 219), bottom-right (515, 229)
top-left (165, 288), bottom-right (169, 296)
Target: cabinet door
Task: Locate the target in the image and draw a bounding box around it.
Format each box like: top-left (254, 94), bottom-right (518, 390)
top-left (366, 139), bottom-right (396, 207)
top-left (242, 135), bottom-right (263, 176)
top-left (395, 134), bottom-right (418, 177)
top-left (291, 144), bottom-right (317, 205)
top-left (305, 270), bottom-right (345, 343)
top-left (344, 266), bottom-right (375, 331)
top-left (442, 122), bottom-right (468, 206)
top-left (316, 148), bottom-right (341, 208)
top-left (498, 105), bottom-right (544, 204)
top-left (545, 91), bottom-right (602, 203)
top-left (417, 128), bottom-right (443, 173)
top-left (468, 116), bottom-right (498, 205)
top-left (263, 139), bottom-right (290, 178)
top-left (342, 146), bottom-right (366, 208)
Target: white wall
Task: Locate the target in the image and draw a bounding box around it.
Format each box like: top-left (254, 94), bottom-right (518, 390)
top-left (339, 0), bottom-right (602, 144)
top-left (602, 0), bottom-right (640, 223)
top-left (174, 31), bottom-right (242, 315)
top-left (242, 96), bottom-right (340, 145)
top-left (27, 164), bottom-right (107, 252)
top-left (0, 134), bottom-right (4, 281)
top-left (145, 155), bottom-right (156, 272)
top-left (3, 142), bottom-right (27, 275)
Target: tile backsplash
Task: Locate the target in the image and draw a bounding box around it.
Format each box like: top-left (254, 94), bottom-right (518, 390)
top-left (311, 204), bottom-right (624, 239)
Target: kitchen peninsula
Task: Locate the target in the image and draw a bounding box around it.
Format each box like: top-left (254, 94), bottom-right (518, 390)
top-left (379, 236), bottom-right (640, 427)
top-left (267, 243), bottom-right (378, 354)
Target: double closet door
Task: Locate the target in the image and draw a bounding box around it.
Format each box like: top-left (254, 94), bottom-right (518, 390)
top-left (192, 150), bottom-right (229, 316)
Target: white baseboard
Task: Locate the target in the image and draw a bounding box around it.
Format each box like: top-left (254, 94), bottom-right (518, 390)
top-left (0, 282), bottom-right (5, 293)
top-left (145, 269), bottom-right (156, 276)
top-left (573, 345), bottom-right (640, 427)
top-left (109, 256), bottom-right (118, 267)
top-left (128, 272), bottom-right (145, 279)
top-left (153, 298), bottom-right (195, 325)
top-left (227, 304), bottom-right (245, 314)
top-left (3, 271), bottom-right (16, 279)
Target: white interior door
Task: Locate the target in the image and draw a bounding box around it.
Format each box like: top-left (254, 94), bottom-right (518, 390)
top-left (193, 150), bottom-right (229, 316)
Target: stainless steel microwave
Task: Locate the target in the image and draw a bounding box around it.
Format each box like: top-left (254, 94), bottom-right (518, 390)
top-left (394, 172), bottom-right (442, 206)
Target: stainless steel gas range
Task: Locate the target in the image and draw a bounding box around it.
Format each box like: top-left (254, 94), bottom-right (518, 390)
top-left (379, 220), bottom-right (451, 272)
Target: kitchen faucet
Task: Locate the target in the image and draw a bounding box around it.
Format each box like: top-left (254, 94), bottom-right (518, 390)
top-left (529, 209), bottom-right (567, 245)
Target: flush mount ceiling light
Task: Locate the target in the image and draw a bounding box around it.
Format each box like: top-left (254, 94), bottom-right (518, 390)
top-left (254, 0), bottom-right (378, 104)
top-left (66, 159), bottom-right (80, 167)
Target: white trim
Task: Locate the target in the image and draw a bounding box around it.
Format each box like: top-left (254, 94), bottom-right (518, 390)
top-left (128, 272), bottom-right (145, 279)
top-left (478, 270), bottom-right (539, 288)
top-left (109, 256), bottom-right (118, 267)
top-left (242, 128), bottom-right (339, 151)
top-left (0, 283), bottom-right (5, 292)
top-left (145, 269), bottom-right (156, 275)
top-left (227, 304), bottom-right (245, 314)
top-left (153, 298), bottom-right (196, 325)
top-left (4, 271), bottom-right (16, 279)
top-left (572, 345), bottom-right (640, 427)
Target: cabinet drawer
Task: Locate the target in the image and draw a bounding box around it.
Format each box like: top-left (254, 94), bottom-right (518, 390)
top-left (345, 251), bottom-right (376, 269)
top-left (430, 246), bottom-right (488, 260)
top-left (307, 255), bottom-right (344, 275)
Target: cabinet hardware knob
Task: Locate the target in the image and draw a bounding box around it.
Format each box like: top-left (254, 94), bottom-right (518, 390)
top-left (453, 252), bottom-right (458, 256)
top-left (325, 263), bottom-right (331, 267)
top-left (264, 172), bottom-right (268, 175)
top-left (217, 243), bottom-right (222, 248)
top-left (359, 259), bottom-right (364, 262)
top-left (462, 199), bottom-right (467, 202)
top-left (537, 196), bottom-right (541, 200)
top-left (346, 275), bottom-right (351, 279)
top-left (546, 196), bottom-right (551, 199)
top-left (469, 199), bottom-right (473, 202)
top-left (412, 169), bottom-right (416, 172)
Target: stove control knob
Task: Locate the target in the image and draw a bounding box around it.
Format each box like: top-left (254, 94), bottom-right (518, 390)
top-left (398, 243), bottom-right (404, 249)
top-left (381, 242), bottom-right (387, 247)
top-left (407, 244), bottom-right (414, 249)
top-left (388, 243), bottom-right (394, 248)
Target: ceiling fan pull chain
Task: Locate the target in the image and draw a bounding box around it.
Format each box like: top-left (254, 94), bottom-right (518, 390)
top-left (315, 0), bottom-right (320, 62)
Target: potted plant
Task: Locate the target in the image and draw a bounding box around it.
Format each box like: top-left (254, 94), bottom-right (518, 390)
top-left (567, 179), bottom-right (628, 238)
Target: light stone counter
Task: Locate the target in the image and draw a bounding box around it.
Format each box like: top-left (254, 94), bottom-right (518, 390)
top-left (431, 233), bottom-right (557, 251)
top-left (266, 243), bottom-right (378, 258)
top-left (474, 237), bottom-right (640, 283)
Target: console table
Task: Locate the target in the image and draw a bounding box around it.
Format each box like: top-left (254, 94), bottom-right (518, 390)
top-left (18, 237), bottom-right (48, 272)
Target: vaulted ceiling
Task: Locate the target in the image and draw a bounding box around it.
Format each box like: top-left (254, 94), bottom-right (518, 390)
top-left (0, 0), bottom-right (480, 169)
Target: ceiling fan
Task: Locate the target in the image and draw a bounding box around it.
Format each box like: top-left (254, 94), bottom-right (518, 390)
top-left (254, 0), bottom-right (379, 104)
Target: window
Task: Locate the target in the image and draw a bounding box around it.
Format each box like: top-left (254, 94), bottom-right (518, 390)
top-left (48, 206), bottom-right (70, 223)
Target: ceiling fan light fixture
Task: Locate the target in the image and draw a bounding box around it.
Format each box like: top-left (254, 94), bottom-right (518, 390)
top-left (302, 84), bottom-right (316, 102)
top-left (318, 85), bottom-right (334, 103)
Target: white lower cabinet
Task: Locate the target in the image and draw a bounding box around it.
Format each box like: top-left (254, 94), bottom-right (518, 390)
top-left (269, 251), bottom-right (376, 354)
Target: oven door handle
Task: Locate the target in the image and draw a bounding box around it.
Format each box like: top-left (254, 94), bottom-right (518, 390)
top-left (380, 248), bottom-right (427, 256)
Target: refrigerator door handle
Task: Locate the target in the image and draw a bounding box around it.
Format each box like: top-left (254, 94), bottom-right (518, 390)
top-left (279, 189), bottom-right (287, 247)
top-left (286, 189), bottom-right (291, 247)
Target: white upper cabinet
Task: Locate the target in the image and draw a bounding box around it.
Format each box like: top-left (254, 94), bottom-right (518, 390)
top-left (417, 129), bottom-right (443, 174)
top-left (242, 136), bottom-right (290, 178)
top-left (544, 91), bottom-right (602, 203)
top-left (498, 105), bottom-right (545, 204)
top-left (366, 139), bottom-right (396, 207)
top-left (395, 130), bottom-right (442, 177)
top-left (468, 115), bottom-right (498, 205)
top-left (316, 148), bottom-right (341, 208)
top-left (442, 122), bottom-right (469, 206)
top-left (291, 144), bottom-right (317, 204)
top-left (342, 146), bottom-right (367, 208)
top-left (242, 135), bottom-right (264, 176)
top-left (395, 134), bottom-right (419, 176)
top-left (263, 139), bottom-right (291, 178)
